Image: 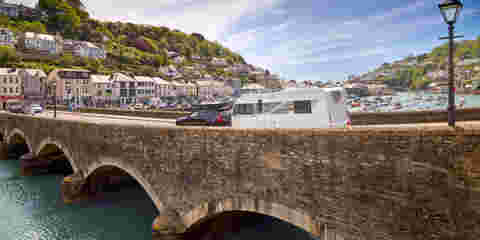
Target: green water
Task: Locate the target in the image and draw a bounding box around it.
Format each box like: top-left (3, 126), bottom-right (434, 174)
top-left (0, 159), bottom-right (157, 240)
top-left (0, 158), bottom-right (317, 240)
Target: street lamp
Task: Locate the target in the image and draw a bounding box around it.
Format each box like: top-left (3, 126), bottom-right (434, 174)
top-left (438, 0), bottom-right (463, 127)
top-left (49, 82), bottom-right (57, 118)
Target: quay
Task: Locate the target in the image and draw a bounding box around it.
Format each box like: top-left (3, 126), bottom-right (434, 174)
top-left (0, 112), bottom-right (479, 240)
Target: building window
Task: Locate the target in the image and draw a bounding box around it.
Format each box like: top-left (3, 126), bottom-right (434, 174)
top-left (120, 89), bottom-right (128, 97)
top-left (15, 87), bottom-right (18, 93)
top-left (120, 82), bottom-right (126, 88)
top-left (2, 87), bottom-right (5, 93)
top-left (234, 104), bottom-right (255, 115)
top-left (15, 78), bottom-right (18, 84)
top-left (9, 77), bottom-right (12, 83)
top-left (9, 88), bottom-right (12, 93)
top-left (294, 100), bottom-right (312, 114)
top-left (3, 77), bottom-right (5, 83)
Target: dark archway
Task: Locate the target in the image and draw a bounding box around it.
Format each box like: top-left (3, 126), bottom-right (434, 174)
top-left (32, 143), bottom-right (75, 176)
top-left (184, 211), bottom-right (320, 240)
top-left (6, 132), bottom-right (30, 159)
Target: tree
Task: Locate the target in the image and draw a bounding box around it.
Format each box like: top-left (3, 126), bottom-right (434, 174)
top-left (59, 53), bottom-right (74, 67)
top-left (87, 59), bottom-right (102, 73)
top-left (0, 46), bottom-right (19, 66)
top-left (153, 54), bottom-right (165, 68)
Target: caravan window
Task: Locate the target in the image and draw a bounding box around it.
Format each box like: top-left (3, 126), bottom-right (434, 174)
top-left (263, 102), bottom-right (280, 113)
top-left (271, 102), bottom-right (289, 114)
top-left (234, 104), bottom-right (255, 115)
top-left (294, 100), bottom-right (312, 114)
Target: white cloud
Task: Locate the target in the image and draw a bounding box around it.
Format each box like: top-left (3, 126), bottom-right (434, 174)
top-left (89, 0), bottom-right (286, 41)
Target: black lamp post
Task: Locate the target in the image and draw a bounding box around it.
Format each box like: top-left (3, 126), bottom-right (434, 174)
top-left (49, 82), bottom-right (57, 118)
top-left (438, 0), bottom-right (463, 127)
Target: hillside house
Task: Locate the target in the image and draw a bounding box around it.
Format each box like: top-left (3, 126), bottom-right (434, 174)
top-left (167, 51), bottom-right (179, 58)
top-left (173, 56), bottom-right (185, 64)
top-left (18, 32), bottom-right (63, 55)
top-left (63, 40), bottom-right (106, 59)
top-left (0, 1), bottom-right (18, 17)
top-left (0, 28), bottom-right (14, 47)
top-left (211, 57), bottom-right (228, 67)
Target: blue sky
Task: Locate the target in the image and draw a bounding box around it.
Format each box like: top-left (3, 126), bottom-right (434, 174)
top-left (17, 0), bottom-right (480, 82)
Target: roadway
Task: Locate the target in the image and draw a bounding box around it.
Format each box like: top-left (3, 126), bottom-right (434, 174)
top-left (7, 110), bottom-right (480, 129)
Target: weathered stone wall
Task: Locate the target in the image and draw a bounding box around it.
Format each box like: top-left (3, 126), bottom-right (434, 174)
top-left (1, 112), bottom-right (479, 240)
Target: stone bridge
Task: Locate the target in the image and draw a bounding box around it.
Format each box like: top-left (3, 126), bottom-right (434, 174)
top-left (0, 112), bottom-right (479, 240)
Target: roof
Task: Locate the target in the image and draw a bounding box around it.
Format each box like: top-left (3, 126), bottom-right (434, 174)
top-left (153, 77), bottom-right (170, 85)
top-left (236, 87), bottom-right (339, 104)
top-left (25, 32), bottom-right (55, 41)
top-left (20, 69), bottom-right (47, 78)
top-left (90, 75), bottom-right (110, 84)
top-left (135, 76), bottom-right (155, 82)
top-left (0, 68), bottom-right (19, 75)
top-left (243, 83), bottom-right (264, 89)
top-left (111, 72), bottom-right (134, 82)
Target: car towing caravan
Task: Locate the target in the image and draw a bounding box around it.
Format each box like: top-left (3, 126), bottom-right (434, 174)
top-left (232, 87), bottom-right (351, 129)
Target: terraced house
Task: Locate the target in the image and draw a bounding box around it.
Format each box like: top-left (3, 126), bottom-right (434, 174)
top-left (47, 69), bottom-right (91, 105)
top-left (0, 68), bottom-right (22, 109)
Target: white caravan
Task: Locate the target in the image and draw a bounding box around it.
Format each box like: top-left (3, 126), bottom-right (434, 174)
top-left (232, 87), bottom-right (350, 129)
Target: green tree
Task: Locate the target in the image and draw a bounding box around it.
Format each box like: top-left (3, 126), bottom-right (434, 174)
top-left (60, 53), bottom-right (74, 67)
top-left (0, 46), bottom-right (19, 66)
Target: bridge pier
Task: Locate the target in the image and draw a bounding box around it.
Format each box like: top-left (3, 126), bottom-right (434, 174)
top-left (61, 172), bottom-right (88, 204)
top-left (152, 211), bottom-right (186, 240)
top-left (0, 141), bottom-right (7, 160)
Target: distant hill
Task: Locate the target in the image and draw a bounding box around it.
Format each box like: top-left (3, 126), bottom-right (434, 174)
top-left (0, 0), bottom-right (248, 79)
top-left (358, 37), bottom-right (480, 90)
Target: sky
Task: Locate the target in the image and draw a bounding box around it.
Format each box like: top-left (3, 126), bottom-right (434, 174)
top-left (15, 0), bottom-right (480, 82)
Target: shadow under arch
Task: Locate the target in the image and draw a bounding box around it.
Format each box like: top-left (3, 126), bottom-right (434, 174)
top-left (35, 138), bottom-right (78, 174)
top-left (85, 161), bottom-right (164, 212)
top-left (181, 198), bottom-right (322, 238)
top-left (6, 128), bottom-right (32, 153)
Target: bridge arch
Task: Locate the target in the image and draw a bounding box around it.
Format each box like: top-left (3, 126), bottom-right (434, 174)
top-left (35, 138), bottom-right (78, 173)
top-left (181, 198), bottom-right (322, 237)
top-left (86, 160), bottom-right (164, 212)
top-left (6, 128), bottom-right (32, 153)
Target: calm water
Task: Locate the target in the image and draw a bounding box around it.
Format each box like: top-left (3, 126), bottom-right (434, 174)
top-left (0, 159), bottom-right (316, 240)
top-left (350, 92), bottom-right (480, 112)
top-left (0, 159), bottom-right (157, 240)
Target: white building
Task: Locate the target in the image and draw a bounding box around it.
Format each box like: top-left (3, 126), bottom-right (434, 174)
top-left (0, 68), bottom-right (22, 108)
top-left (0, 28), bottom-right (15, 47)
top-left (134, 76), bottom-right (156, 103)
top-left (21, 32), bottom-right (62, 55)
top-left (64, 40), bottom-right (106, 59)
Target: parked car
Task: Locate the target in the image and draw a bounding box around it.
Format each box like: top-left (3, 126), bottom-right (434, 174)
top-left (8, 103), bottom-right (25, 114)
top-left (176, 110), bottom-right (230, 126)
top-left (30, 104), bottom-right (43, 114)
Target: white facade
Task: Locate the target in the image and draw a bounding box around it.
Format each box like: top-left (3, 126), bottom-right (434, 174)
top-left (23, 32), bottom-right (59, 54)
top-left (76, 42), bottom-right (106, 59)
top-left (0, 28), bottom-right (15, 46)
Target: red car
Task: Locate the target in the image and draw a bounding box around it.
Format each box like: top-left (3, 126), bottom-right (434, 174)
top-left (176, 111), bottom-right (231, 126)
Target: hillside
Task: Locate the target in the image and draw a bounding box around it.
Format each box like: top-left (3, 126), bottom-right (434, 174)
top-left (0, 0), bottom-right (250, 81)
top-left (358, 37), bottom-right (480, 90)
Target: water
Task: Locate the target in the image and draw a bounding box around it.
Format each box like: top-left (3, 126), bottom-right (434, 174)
top-left (0, 159), bottom-right (157, 240)
top-left (0, 159), bottom-right (317, 240)
top-left (349, 92), bottom-right (480, 112)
